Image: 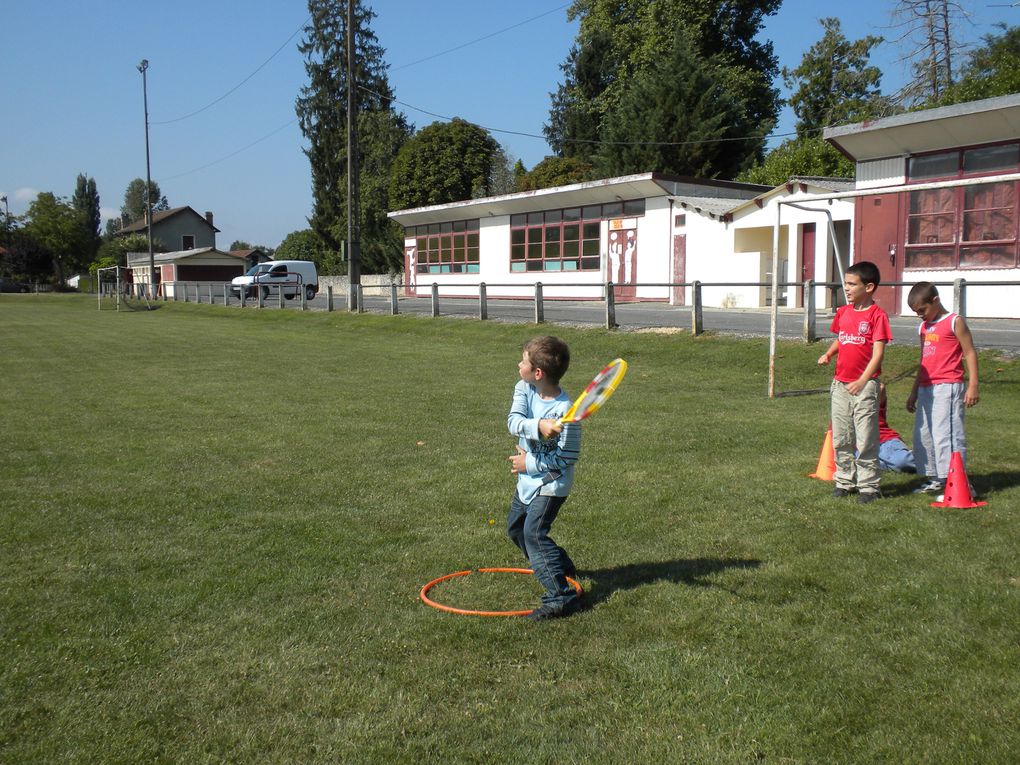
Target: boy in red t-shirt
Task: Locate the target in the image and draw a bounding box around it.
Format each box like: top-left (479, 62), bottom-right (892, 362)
top-left (818, 262), bottom-right (892, 504)
top-left (905, 281), bottom-right (980, 497)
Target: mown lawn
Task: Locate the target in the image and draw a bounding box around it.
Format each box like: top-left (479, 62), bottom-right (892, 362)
top-left (1, 294), bottom-right (1018, 764)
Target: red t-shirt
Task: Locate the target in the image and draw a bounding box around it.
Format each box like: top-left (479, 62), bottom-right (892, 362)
top-left (917, 312), bottom-right (964, 387)
top-left (830, 303), bottom-right (892, 383)
top-left (878, 399), bottom-right (901, 443)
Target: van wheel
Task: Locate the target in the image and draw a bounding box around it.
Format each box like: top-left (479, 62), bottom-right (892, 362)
top-left (260, 286), bottom-right (270, 299)
top-left (284, 293), bottom-right (295, 300)
top-left (305, 285), bottom-right (316, 301)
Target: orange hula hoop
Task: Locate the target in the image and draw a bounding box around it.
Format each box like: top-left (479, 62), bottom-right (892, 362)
top-left (419, 567), bottom-right (583, 617)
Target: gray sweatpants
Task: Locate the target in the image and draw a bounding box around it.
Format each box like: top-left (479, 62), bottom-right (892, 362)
top-left (913, 382), bottom-right (967, 481)
top-left (831, 378), bottom-right (881, 493)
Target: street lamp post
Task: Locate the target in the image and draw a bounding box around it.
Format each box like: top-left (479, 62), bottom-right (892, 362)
top-left (138, 59), bottom-right (155, 298)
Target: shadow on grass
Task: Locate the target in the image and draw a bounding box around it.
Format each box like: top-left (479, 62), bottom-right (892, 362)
top-left (880, 469), bottom-right (1020, 498)
top-left (578, 557), bottom-right (762, 608)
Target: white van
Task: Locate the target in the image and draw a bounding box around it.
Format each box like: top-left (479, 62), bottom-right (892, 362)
top-left (231, 260), bottom-right (318, 301)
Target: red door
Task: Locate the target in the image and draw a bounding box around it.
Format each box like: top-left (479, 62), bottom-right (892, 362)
top-left (799, 222), bottom-right (816, 307)
top-left (854, 194), bottom-right (902, 315)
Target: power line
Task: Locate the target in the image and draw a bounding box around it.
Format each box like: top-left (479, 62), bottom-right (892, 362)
top-left (152, 15), bottom-right (310, 125)
top-left (359, 83), bottom-right (799, 149)
top-left (390, 4), bottom-right (571, 71)
top-left (158, 118), bottom-right (298, 181)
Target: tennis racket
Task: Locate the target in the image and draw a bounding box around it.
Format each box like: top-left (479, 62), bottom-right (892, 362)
top-left (556, 358), bottom-right (628, 425)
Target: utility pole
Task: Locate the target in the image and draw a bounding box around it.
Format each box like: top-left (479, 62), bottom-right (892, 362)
top-left (138, 59), bottom-right (155, 299)
top-left (346, 0), bottom-right (361, 311)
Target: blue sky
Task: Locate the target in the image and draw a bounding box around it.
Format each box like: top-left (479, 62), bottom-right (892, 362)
top-left (3, 1), bottom-right (1017, 251)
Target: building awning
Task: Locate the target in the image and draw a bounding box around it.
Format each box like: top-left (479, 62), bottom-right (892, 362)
top-left (825, 93), bottom-right (1020, 161)
top-left (387, 172), bottom-right (766, 227)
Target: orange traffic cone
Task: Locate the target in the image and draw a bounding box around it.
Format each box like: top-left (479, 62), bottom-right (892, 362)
top-left (809, 429), bottom-right (836, 481)
top-left (931, 451), bottom-right (986, 508)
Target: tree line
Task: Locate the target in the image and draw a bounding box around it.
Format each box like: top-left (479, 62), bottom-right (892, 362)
top-left (3, 1), bottom-right (1017, 284)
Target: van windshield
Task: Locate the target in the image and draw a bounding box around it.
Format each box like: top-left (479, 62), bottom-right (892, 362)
top-left (245, 264), bottom-right (271, 276)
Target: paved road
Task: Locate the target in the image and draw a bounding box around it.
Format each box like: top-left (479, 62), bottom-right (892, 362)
top-left (204, 291), bottom-right (1020, 354)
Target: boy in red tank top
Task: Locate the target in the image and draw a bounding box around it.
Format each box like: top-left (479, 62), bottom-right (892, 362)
top-left (905, 282), bottom-right (980, 496)
top-left (818, 261), bottom-right (892, 504)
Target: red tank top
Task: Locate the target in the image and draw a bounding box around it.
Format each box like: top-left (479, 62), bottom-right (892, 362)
top-left (917, 312), bottom-right (964, 386)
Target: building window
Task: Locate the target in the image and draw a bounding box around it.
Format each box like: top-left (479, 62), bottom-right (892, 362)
top-left (908, 141), bottom-right (1020, 182)
top-left (905, 181), bottom-right (1018, 269)
top-left (410, 219), bottom-right (480, 274)
top-left (508, 199), bottom-right (644, 273)
top-left (182, 235), bottom-right (195, 250)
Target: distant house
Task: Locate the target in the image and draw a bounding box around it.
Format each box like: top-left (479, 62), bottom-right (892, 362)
top-left (120, 206), bottom-right (220, 251)
top-left (825, 93), bottom-right (1020, 318)
top-left (229, 248), bottom-right (273, 271)
top-left (126, 247), bottom-right (243, 297)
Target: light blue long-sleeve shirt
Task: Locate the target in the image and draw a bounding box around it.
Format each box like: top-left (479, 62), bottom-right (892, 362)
top-left (507, 379), bottom-right (582, 503)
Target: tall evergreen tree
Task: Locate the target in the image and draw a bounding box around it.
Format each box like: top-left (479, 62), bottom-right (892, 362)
top-left (783, 18), bottom-right (890, 137)
top-left (71, 173), bottom-right (102, 264)
top-left (545, 0), bottom-right (781, 173)
top-left (595, 32), bottom-right (759, 178)
top-left (295, 0), bottom-right (411, 273)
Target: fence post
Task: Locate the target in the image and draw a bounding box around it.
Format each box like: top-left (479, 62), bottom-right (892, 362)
top-left (327, 285), bottom-right (334, 312)
top-left (347, 282), bottom-right (358, 313)
top-left (390, 282), bottom-right (399, 315)
top-left (278, 286), bottom-right (284, 308)
top-left (605, 281), bottom-right (616, 329)
top-left (257, 288), bottom-right (265, 309)
top-left (534, 282), bottom-right (544, 323)
top-left (356, 283), bottom-right (364, 313)
top-left (954, 278), bottom-right (967, 317)
top-left (431, 283), bottom-right (440, 317)
top-left (183, 284), bottom-right (189, 303)
top-left (240, 286), bottom-right (246, 308)
top-left (692, 280), bottom-right (703, 335)
top-left (301, 284), bottom-right (308, 311)
top-left (479, 282), bottom-right (488, 320)
top-left (802, 279), bottom-right (816, 343)
top-left (223, 285), bottom-right (228, 306)
top-left (208, 285), bottom-right (213, 304)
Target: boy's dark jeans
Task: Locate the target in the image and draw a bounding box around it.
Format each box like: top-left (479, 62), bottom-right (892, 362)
top-left (507, 492), bottom-right (578, 611)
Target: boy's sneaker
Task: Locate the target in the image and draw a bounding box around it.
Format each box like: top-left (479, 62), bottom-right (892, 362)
top-left (857, 491), bottom-right (881, 505)
top-left (913, 479), bottom-right (945, 495)
top-left (524, 599), bottom-right (581, 622)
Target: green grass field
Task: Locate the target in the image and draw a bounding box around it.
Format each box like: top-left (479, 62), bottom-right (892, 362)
top-left (2, 294), bottom-right (1018, 764)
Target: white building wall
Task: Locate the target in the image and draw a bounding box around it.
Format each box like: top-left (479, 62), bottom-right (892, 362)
top-left (896, 268), bottom-right (1020, 318)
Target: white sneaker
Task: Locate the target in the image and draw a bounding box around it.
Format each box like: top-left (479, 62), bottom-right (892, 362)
top-left (913, 479), bottom-right (945, 495)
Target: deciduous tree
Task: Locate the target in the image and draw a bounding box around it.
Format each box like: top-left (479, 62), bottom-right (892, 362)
top-left (932, 24), bottom-right (1020, 106)
top-left (388, 119), bottom-right (503, 210)
top-left (121, 178), bottom-right (168, 224)
top-left (737, 137), bottom-right (854, 186)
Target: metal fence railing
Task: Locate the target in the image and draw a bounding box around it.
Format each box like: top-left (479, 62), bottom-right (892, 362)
top-left (96, 278), bottom-right (1020, 344)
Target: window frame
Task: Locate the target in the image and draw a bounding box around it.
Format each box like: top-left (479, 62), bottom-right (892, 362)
top-left (508, 199), bottom-right (645, 273)
top-left (904, 180), bottom-right (1020, 270)
top-left (410, 219), bottom-right (480, 274)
